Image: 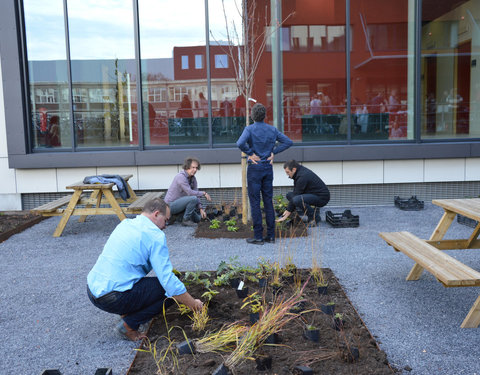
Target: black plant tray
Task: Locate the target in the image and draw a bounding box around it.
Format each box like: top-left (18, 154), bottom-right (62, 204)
top-left (394, 195), bottom-right (424, 211)
top-left (457, 214), bottom-right (478, 228)
top-left (325, 210), bottom-right (359, 228)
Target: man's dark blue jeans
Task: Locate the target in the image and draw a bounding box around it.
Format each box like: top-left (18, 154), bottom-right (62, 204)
top-left (247, 162), bottom-right (275, 240)
top-left (286, 192), bottom-right (329, 221)
top-left (87, 277), bottom-right (174, 330)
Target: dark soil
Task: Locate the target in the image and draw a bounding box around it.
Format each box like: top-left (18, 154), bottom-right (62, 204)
top-left (127, 269), bottom-right (395, 375)
top-left (0, 212), bottom-right (44, 243)
top-left (194, 219), bottom-right (309, 239)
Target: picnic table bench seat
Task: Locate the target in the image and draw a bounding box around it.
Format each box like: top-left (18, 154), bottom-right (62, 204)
top-left (379, 231), bottom-right (480, 287)
top-left (125, 191), bottom-right (164, 214)
top-left (30, 195), bottom-right (73, 215)
top-left (380, 230), bottom-right (480, 328)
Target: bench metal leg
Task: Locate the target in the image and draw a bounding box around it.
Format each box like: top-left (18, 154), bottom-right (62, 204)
top-left (53, 190), bottom-right (82, 237)
top-left (406, 210), bottom-right (456, 280)
top-left (461, 295), bottom-right (480, 328)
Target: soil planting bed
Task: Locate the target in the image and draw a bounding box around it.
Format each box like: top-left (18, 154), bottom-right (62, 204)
top-left (194, 219), bottom-right (309, 239)
top-left (0, 212), bottom-right (45, 243)
top-left (128, 269), bottom-right (395, 375)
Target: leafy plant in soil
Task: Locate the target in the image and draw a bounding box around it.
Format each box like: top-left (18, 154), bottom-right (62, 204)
top-left (127, 268), bottom-right (395, 375)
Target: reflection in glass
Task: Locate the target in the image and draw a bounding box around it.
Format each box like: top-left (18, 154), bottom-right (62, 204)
top-left (421, 0), bottom-right (479, 139)
top-left (350, 0), bottom-right (413, 141)
top-left (209, 0), bottom-right (246, 145)
top-left (24, 0), bottom-right (71, 149)
top-left (277, 0), bottom-right (347, 142)
top-left (139, 0), bottom-right (207, 146)
top-left (68, 0), bottom-right (137, 148)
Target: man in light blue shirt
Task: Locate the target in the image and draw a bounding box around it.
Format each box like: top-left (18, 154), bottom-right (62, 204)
top-left (87, 198), bottom-right (203, 341)
top-left (236, 103), bottom-right (293, 245)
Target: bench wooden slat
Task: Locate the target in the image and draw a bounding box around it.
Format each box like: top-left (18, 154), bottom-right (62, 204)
top-left (379, 231), bottom-right (480, 287)
top-left (31, 195), bottom-right (73, 214)
top-left (125, 192), bottom-right (164, 213)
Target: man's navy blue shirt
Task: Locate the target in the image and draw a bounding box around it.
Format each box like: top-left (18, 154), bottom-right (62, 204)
top-left (236, 121), bottom-right (292, 161)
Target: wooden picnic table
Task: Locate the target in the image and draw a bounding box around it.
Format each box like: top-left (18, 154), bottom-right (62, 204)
top-left (380, 198), bottom-right (480, 328)
top-left (31, 175), bottom-right (163, 237)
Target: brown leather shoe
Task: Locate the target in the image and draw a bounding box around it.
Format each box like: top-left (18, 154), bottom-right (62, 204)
top-left (115, 321), bottom-right (147, 341)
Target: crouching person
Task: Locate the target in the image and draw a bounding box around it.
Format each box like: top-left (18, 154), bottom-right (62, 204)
top-left (87, 197), bottom-right (203, 341)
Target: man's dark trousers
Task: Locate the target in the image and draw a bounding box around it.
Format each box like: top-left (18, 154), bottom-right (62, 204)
top-left (286, 192), bottom-right (329, 221)
top-left (247, 163), bottom-right (275, 240)
top-left (87, 277), bottom-right (174, 330)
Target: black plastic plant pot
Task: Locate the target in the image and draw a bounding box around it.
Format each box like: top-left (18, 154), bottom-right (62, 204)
top-left (177, 339), bottom-right (195, 355)
top-left (255, 355), bottom-right (273, 371)
top-left (321, 303), bottom-right (335, 315)
top-left (317, 285), bottom-right (328, 295)
top-left (258, 277), bottom-right (267, 288)
top-left (342, 346), bottom-right (360, 363)
top-left (212, 363), bottom-right (230, 375)
top-left (236, 287), bottom-right (249, 299)
top-left (41, 371), bottom-right (62, 375)
top-left (237, 213), bottom-right (243, 219)
top-left (250, 312), bottom-right (260, 324)
top-left (332, 317), bottom-right (345, 331)
top-left (265, 332), bottom-right (280, 344)
top-left (290, 301), bottom-right (306, 314)
top-left (304, 328), bottom-right (320, 342)
top-left (229, 278), bottom-right (240, 289)
top-left (94, 369), bottom-right (112, 375)
top-left (293, 365), bottom-right (313, 375)
top-left (282, 275), bottom-right (294, 284)
top-left (272, 285), bottom-right (283, 297)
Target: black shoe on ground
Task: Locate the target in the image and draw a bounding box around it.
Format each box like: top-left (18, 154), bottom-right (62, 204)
top-left (246, 238), bottom-right (264, 245)
top-left (263, 237), bottom-right (275, 243)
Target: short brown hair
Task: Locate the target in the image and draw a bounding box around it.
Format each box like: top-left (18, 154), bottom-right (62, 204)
top-left (143, 197), bottom-right (169, 215)
top-left (183, 157), bottom-right (201, 170)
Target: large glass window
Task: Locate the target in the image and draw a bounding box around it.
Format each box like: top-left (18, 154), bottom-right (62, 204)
top-left (139, 0), bottom-right (207, 146)
top-left (277, 0), bottom-right (347, 142)
top-left (421, 0), bottom-right (480, 139)
top-left (24, 0), bottom-right (71, 150)
top-left (350, 0), bottom-right (414, 141)
top-left (209, 0), bottom-right (245, 145)
top-left (67, 0), bottom-right (138, 148)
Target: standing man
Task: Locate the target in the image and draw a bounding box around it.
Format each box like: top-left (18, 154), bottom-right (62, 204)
top-left (87, 198), bottom-right (203, 341)
top-left (276, 160), bottom-right (330, 225)
top-left (164, 157), bottom-right (211, 227)
top-left (236, 103), bottom-right (293, 245)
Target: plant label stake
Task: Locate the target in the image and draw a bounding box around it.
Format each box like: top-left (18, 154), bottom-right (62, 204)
top-left (237, 280), bottom-right (244, 290)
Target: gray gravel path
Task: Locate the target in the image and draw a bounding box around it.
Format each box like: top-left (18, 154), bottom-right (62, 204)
top-left (1, 204), bottom-right (479, 374)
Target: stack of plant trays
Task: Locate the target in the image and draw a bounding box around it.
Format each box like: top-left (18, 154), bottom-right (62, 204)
top-left (325, 210), bottom-right (359, 228)
top-left (394, 195), bottom-right (424, 211)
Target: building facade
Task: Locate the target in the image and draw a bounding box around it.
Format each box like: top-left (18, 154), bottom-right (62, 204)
top-left (1, 0), bottom-right (480, 210)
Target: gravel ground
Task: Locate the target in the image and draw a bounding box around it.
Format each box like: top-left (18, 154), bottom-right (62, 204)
top-left (1, 204), bottom-right (479, 375)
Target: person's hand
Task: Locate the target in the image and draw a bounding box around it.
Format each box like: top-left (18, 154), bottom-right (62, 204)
top-left (191, 299), bottom-right (203, 311)
top-left (200, 208), bottom-right (207, 219)
top-left (204, 192), bottom-right (211, 201)
top-left (276, 210), bottom-right (291, 223)
top-left (248, 154), bottom-right (260, 164)
top-left (267, 152), bottom-right (274, 165)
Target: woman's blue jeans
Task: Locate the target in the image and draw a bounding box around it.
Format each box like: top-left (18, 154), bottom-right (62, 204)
top-left (168, 195), bottom-right (200, 222)
top-left (247, 163), bottom-right (275, 240)
top-left (87, 277), bottom-right (174, 330)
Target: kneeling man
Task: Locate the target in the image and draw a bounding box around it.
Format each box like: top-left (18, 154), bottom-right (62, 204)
top-left (87, 197), bottom-right (203, 341)
top-left (276, 160), bottom-right (330, 225)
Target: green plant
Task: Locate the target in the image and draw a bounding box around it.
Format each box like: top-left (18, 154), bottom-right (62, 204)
top-left (201, 287), bottom-right (219, 302)
top-left (224, 218), bottom-right (237, 226)
top-left (194, 322), bottom-right (248, 354)
top-left (274, 194), bottom-right (288, 214)
top-left (227, 225), bottom-right (238, 232)
top-left (209, 219), bottom-right (221, 229)
top-left (326, 301), bottom-right (335, 306)
top-left (184, 270), bottom-right (211, 288)
top-left (241, 292), bottom-right (264, 314)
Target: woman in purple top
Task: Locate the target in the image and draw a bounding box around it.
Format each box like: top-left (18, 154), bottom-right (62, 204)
top-left (164, 157), bottom-right (211, 227)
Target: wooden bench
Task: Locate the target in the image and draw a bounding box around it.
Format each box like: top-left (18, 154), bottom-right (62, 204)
top-left (125, 192), bottom-right (164, 214)
top-left (379, 231), bottom-right (480, 327)
top-left (31, 195), bottom-right (74, 216)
